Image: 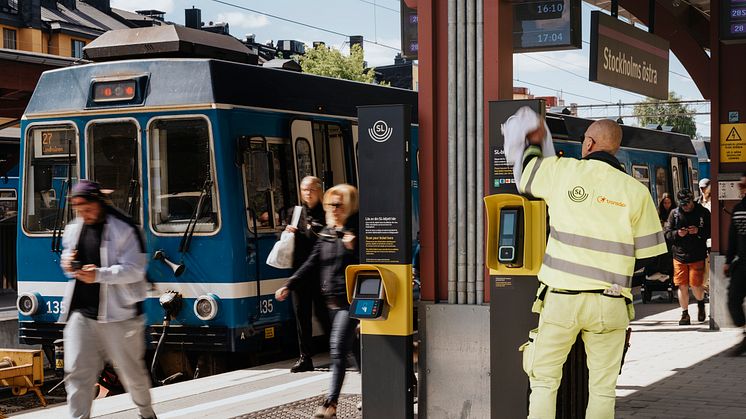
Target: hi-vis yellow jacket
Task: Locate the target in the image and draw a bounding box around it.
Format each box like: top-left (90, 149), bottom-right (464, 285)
top-left (519, 148), bottom-right (667, 299)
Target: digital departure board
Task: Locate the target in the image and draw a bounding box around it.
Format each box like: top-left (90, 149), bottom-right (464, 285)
top-left (721, 0), bottom-right (746, 42)
top-left (513, 0), bottom-right (581, 52)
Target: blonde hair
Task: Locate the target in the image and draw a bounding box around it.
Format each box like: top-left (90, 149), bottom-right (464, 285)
top-left (323, 184), bottom-right (358, 227)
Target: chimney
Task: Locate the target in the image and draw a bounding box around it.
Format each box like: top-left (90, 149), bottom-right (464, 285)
top-left (349, 35), bottom-right (363, 51)
top-left (185, 7), bottom-right (201, 29)
top-left (84, 0), bottom-right (110, 13)
top-left (20, 0), bottom-right (42, 29)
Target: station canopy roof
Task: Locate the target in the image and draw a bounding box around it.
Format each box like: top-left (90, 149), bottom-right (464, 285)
top-left (585, 0), bottom-right (709, 22)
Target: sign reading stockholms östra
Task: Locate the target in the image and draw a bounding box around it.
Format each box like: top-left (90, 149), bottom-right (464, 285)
top-left (589, 11), bottom-right (669, 100)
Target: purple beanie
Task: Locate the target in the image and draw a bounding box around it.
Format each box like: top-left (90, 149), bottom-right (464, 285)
top-left (70, 179), bottom-right (103, 201)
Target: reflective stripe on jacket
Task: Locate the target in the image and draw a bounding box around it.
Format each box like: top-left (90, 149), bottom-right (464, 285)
top-left (519, 152), bottom-right (667, 299)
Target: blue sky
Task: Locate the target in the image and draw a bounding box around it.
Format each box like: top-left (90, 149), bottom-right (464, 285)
top-left (111, 0), bottom-right (709, 136)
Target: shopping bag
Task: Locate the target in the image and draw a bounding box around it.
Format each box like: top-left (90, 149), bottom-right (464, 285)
top-left (266, 231), bottom-right (295, 269)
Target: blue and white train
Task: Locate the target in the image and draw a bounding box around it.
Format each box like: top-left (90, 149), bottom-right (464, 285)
top-left (15, 47), bottom-right (419, 376)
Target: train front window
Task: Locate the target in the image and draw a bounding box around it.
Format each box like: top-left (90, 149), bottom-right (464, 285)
top-left (87, 121), bottom-right (140, 223)
top-left (149, 118), bottom-right (218, 234)
top-left (23, 125), bottom-right (79, 233)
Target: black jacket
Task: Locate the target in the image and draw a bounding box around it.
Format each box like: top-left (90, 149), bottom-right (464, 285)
top-left (291, 203), bottom-right (326, 270)
top-left (726, 197), bottom-right (746, 265)
top-left (664, 203), bottom-right (711, 263)
top-left (286, 213), bottom-right (360, 300)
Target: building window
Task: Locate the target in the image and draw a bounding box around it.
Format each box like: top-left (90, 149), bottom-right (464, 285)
top-left (3, 29), bottom-right (17, 50)
top-left (71, 39), bottom-right (85, 58)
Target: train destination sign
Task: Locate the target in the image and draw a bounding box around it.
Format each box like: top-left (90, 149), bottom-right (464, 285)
top-left (513, 0), bottom-right (581, 52)
top-left (35, 129), bottom-right (73, 158)
top-left (589, 11), bottom-right (669, 100)
top-left (721, 0), bottom-right (746, 42)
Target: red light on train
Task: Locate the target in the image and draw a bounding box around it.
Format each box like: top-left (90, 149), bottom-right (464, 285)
top-left (92, 80), bottom-right (137, 102)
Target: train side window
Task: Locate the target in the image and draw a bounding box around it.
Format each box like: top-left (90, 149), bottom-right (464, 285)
top-left (243, 137), bottom-right (297, 232)
top-left (0, 189), bottom-right (17, 223)
top-left (632, 164), bottom-right (651, 191)
top-left (295, 138), bottom-right (314, 180)
top-left (22, 124), bottom-right (79, 234)
top-left (87, 120), bottom-right (140, 224)
top-left (148, 118), bottom-right (219, 234)
top-left (655, 167), bottom-right (669, 204)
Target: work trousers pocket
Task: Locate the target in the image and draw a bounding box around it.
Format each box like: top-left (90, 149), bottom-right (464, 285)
top-left (519, 328), bottom-right (539, 376)
top-left (531, 284), bottom-right (548, 314)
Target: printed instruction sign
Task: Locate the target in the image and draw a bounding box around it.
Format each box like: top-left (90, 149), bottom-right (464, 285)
top-left (720, 123), bottom-right (746, 163)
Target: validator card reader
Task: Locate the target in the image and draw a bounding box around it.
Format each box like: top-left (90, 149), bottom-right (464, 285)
top-left (350, 272), bottom-right (387, 320)
top-left (498, 208), bottom-right (523, 267)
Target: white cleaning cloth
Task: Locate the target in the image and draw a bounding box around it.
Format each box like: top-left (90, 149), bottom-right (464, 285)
top-left (501, 106), bottom-right (555, 185)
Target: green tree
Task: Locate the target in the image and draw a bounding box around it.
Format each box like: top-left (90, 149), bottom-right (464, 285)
top-left (633, 92), bottom-right (697, 138)
top-left (296, 44), bottom-right (377, 83)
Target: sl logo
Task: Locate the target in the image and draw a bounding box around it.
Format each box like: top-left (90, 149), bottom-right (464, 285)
top-left (568, 186), bottom-right (588, 203)
top-left (369, 120), bottom-right (393, 143)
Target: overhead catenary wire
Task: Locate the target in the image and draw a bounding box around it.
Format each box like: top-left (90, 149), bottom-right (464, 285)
top-left (514, 78), bottom-right (613, 104)
top-left (356, 0), bottom-right (399, 13)
top-left (209, 0), bottom-right (401, 51)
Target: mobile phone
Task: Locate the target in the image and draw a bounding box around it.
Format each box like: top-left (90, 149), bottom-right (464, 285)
top-left (71, 260), bottom-right (83, 271)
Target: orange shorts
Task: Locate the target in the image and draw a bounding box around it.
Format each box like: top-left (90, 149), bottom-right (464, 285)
top-left (673, 259), bottom-right (705, 287)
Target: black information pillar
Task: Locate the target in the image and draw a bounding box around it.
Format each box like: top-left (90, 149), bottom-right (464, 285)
top-left (488, 100), bottom-right (588, 418)
top-left (357, 104), bottom-right (413, 419)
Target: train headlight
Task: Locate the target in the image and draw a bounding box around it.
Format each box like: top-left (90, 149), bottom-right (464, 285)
top-left (194, 294), bottom-right (219, 321)
top-left (17, 293), bottom-right (41, 316)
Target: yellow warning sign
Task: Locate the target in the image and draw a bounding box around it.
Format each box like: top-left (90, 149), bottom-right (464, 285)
top-left (720, 124), bottom-right (746, 163)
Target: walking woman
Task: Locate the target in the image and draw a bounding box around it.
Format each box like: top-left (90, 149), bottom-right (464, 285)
top-left (285, 176), bottom-right (331, 373)
top-left (275, 184), bottom-right (360, 419)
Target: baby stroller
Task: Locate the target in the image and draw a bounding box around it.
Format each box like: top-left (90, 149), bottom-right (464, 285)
top-left (640, 252), bottom-right (675, 303)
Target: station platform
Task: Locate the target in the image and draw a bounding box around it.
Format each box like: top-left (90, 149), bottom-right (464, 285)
top-left (10, 299), bottom-right (746, 418)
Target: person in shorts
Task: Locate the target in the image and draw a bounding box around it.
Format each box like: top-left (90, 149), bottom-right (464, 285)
top-left (665, 189), bottom-right (711, 325)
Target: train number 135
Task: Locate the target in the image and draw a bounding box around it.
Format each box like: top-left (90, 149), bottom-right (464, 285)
top-left (46, 301), bottom-right (66, 314)
top-left (260, 299), bottom-right (274, 314)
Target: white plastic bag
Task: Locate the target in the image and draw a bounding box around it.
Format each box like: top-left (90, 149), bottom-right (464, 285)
top-left (266, 231), bottom-right (295, 269)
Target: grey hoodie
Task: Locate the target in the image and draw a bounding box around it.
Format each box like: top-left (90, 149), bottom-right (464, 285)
top-left (59, 212), bottom-right (148, 323)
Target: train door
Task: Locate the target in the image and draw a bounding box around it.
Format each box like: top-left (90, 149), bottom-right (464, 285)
top-left (654, 166), bottom-right (670, 206)
top-left (85, 119), bottom-right (141, 223)
top-left (687, 158), bottom-right (699, 198)
top-left (670, 156), bottom-right (686, 198)
top-left (290, 119), bottom-right (353, 192)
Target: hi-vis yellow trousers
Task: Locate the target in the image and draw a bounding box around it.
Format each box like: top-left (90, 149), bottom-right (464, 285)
top-left (521, 290), bottom-right (630, 419)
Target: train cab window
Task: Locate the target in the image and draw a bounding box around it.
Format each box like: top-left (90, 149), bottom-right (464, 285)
top-left (243, 137), bottom-right (297, 232)
top-left (148, 118), bottom-right (218, 234)
top-left (655, 167), bottom-right (669, 204)
top-left (0, 189), bottom-right (17, 223)
top-left (87, 121), bottom-right (140, 223)
top-left (23, 125), bottom-right (79, 233)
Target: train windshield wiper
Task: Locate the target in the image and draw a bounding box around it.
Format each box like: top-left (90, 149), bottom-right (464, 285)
top-left (123, 142), bottom-right (139, 218)
top-left (179, 177), bottom-right (213, 254)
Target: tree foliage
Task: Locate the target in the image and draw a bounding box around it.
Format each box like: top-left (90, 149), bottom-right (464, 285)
top-left (632, 91), bottom-right (697, 138)
top-left (296, 44), bottom-right (377, 83)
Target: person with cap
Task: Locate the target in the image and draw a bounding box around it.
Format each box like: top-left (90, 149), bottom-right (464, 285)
top-left (698, 178), bottom-right (712, 212)
top-left (504, 108), bottom-right (667, 419)
top-left (59, 180), bottom-right (156, 419)
top-left (665, 188), bottom-right (711, 325)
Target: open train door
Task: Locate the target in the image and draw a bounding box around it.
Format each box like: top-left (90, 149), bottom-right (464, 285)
top-left (290, 120), bottom-right (317, 203)
top-left (670, 156), bottom-right (685, 198)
